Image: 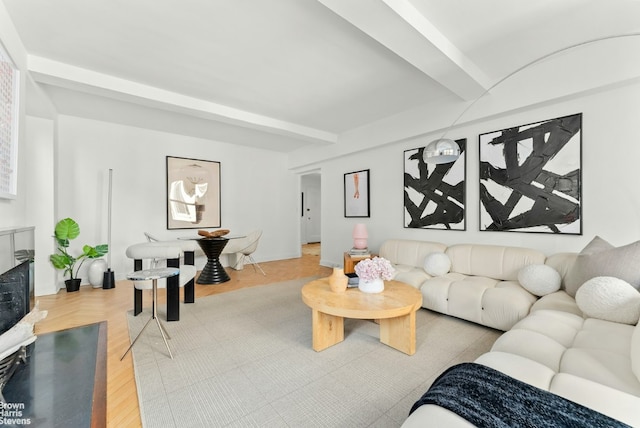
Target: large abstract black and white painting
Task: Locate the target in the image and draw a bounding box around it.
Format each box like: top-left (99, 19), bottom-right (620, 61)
top-left (479, 113), bottom-right (582, 234)
top-left (404, 139), bottom-right (466, 230)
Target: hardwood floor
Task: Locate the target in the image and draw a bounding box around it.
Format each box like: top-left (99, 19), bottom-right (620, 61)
top-left (34, 244), bottom-right (329, 427)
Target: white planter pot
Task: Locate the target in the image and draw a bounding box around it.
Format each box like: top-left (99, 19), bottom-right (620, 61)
top-left (88, 259), bottom-right (108, 288)
top-left (358, 278), bottom-right (384, 293)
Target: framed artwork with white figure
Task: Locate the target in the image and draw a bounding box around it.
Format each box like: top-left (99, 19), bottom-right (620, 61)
top-left (166, 156), bottom-right (221, 229)
top-left (344, 169), bottom-right (370, 218)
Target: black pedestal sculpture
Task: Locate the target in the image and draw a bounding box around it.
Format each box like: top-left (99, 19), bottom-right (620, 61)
top-left (196, 238), bottom-right (230, 284)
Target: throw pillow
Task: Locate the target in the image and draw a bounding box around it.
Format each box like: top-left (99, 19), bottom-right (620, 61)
top-left (564, 236), bottom-right (640, 297)
top-left (423, 252), bottom-right (451, 277)
top-left (517, 264), bottom-right (561, 296)
top-left (575, 276), bottom-right (640, 325)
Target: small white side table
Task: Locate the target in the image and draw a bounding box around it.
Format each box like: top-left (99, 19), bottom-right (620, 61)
top-left (121, 267), bottom-right (179, 360)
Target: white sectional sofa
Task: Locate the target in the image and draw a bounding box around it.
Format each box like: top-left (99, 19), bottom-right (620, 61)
top-left (380, 239), bottom-right (545, 330)
top-left (379, 238), bottom-right (640, 427)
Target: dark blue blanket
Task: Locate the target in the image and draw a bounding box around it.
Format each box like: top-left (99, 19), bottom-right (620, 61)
top-left (409, 362), bottom-right (630, 428)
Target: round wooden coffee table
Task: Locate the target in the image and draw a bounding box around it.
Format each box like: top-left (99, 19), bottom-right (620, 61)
top-left (301, 278), bottom-right (422, 355)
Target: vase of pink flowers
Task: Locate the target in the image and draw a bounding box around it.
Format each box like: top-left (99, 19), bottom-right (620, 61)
top-left (355, 256), bottom-right (395, 293)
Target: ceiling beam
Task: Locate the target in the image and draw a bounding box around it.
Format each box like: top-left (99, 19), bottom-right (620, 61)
top-left (318, 0), bottom-right (489, 101)
top-left (27, 55), bottom-right (338, 145)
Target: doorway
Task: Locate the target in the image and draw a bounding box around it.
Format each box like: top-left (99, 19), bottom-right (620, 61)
top-left (300, 172), bottom-right (321, 249)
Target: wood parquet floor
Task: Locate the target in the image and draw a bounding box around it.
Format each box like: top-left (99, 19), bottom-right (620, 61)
top-left (34, 244), bottom-right (329, 428)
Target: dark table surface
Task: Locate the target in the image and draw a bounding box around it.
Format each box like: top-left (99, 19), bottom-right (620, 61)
top-left (2, 321), bottom-right (107, 427)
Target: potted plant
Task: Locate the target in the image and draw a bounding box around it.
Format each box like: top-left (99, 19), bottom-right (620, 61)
top-left (49, 218), bottom-right (108, 292)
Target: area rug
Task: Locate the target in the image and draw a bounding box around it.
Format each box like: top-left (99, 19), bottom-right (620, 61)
top-left (126, 277), bottom-right (501, 427)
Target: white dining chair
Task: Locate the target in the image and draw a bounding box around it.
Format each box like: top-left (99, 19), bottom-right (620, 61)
top-left (222, 230), bottom-right (265, 275)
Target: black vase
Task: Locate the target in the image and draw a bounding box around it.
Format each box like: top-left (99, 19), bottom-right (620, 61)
top-left (65, 278), bottom-right (81, 292)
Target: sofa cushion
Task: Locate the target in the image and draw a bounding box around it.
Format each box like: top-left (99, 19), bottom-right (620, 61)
top-left (393, 266), bottom-right (430, 289)
top-left (379, 239), bottom-right (447, 269)
top-left (423, 252), bottom-right (451, 277)
top-left (490, 329), bottom-right (567, 372)
top-left (420, 272), bottom-right (465, 314)
top-left (475, 352), bottom-right (556, 391)
top-left (550, 374), bottom-right (640, 427)
top-left (480, 282), bottom-right (538, 331)
top-left (511, 309), bottom-right (583, 348)
top-left (530, 291), bottom-right (583, 317)
top-left (561, 348), bottom-right (640, 396)
top-left (446, 244), bottom-right (545, 281)
top-left (573, 318), bottom-right (634, 356)
top-left (558, 317), bottom-right (640, 396)
top-left (446, 276), bottom-right (498, 326)
top-left (421, 274), bottom-right (537, 331)
top-left (544, 252), bottom-right (577, 290)
top-left (575, 277), bottom-right (640, 325)
top-left (518, 264), bottom-right (561, 296)
top-left (564, 236), bottom-right (640, 297)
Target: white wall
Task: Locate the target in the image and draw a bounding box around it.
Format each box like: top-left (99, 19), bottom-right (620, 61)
top-left (24, 116), bottom-right (57, 295)
top-left (49, 115), bottom-right (299, 290)
top-left (317, 79), bottom-right (640, 268)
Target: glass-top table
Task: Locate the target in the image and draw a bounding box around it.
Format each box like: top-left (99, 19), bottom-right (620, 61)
top-left (121, 267), bottom-right (179, 360)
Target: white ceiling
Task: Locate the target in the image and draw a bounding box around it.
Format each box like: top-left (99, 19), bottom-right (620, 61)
top-left (3, 0), bottom-right (640, 152)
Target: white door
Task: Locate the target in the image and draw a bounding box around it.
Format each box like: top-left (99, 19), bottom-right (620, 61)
top-left (301, 174), bottom-right (321, 244)
top-left (305, 186), bottom-right (321, 243)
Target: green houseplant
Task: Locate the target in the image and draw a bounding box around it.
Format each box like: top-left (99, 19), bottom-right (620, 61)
top-left (49, 218), bottom-right (108, 292)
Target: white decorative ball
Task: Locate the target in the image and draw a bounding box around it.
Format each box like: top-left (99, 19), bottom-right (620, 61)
top-left (518, 264), bottom-right (561, 296)
top-left (423, 252), bottom-right (451, 277)
top-left (576, 276), bottom-right (640, 325)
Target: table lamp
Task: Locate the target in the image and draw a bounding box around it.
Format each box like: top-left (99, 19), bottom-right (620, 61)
top-left (352, 223), bottom-right (368, 250)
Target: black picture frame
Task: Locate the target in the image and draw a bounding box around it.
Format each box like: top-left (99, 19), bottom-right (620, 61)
top-left (404, 139), bottom-right (466, 230)
top-left (166, 156), bottom-right (221, 230)
top-left (344, 169), bottom-right (370, 218)
top-left (479, 113), bottom-right (582, 234)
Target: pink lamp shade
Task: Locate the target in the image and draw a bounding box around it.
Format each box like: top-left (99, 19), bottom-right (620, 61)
top-left (352, 223), bottom-right (368, 249)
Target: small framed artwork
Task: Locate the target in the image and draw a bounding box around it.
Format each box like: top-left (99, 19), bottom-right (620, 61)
top-left (404, 139), bottom-right (466, 230)
top-left (344, 169), bottom-right (370, 218)
top-left (479, 113), bottom-right (582, 234)
top-left (166, 156), bottom-right (221, 230)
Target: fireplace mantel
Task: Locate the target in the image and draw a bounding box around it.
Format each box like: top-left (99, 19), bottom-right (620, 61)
top-left (0, 226), bottom-right (35, 274)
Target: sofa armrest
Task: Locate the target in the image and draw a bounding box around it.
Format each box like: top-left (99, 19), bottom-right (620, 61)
top-left (402, 404), bottom-right (475, 428)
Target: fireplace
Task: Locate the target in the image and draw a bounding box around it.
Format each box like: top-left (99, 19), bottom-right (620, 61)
top-left (0, 261), bottom-right (30, 335)
top-left (0, 226), bottom-right (35, 335)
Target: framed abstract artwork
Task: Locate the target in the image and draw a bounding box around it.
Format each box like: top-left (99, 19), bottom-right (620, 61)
top-left (404, 139), bottom-right (466, 230)
top-left (479, 113), bottom-right (582, 234)
top-left (344, 169), bottom-right (370, 218)
top-left (0, 42), bottom-right (20, 199)
top-left (166, 156), bottom-right (221, 229)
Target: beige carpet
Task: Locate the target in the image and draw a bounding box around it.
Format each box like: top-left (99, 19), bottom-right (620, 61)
top-left (126, 277), bottom-right (500, 427)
